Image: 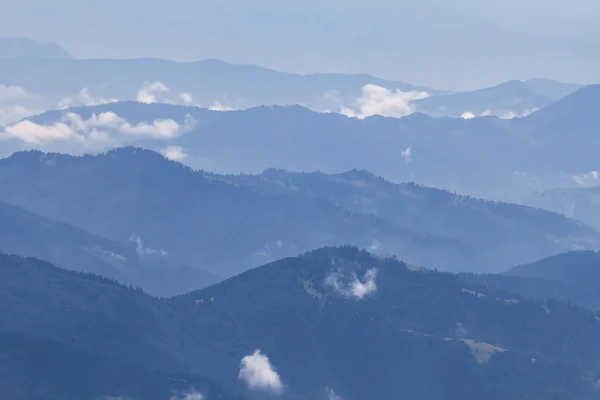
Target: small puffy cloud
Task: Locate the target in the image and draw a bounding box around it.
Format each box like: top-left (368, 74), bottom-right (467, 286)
top-left (178, 92), bottom-right (195, 106)
top-left (341, 84), bottom-right (429, 119)
top-left (59, 88), bottom-right (119, 109)
top-left (461, 111), bottom-right (476, 119)
top-left (367, 239), bottom-right (381, 252)
top-left (137, 81), bottom-right (197, 106)
top-left (129, 234), bottom-right (168, 257)
top-left (169, 389), bottom-right (205, 400)
top-left (0, 84), bottom-right (28, 102)
top-left (239, 350), bottom-right (283, 395)
top-left (137, 81), bottom-right (170, 104)
top-left (400, 146), bottom-right (413, 163)
top-left (325, 268), bottom-right (378, 300)
top-left (161, 145), bottom-right (189, 161)
top-left (572, 170), bottom-right (600, 185)
top-left (325, 388), bottom-right (343, 400)
top-left (208, 101), bottom-right (237, 111)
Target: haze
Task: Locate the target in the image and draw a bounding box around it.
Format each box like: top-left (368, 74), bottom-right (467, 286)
top-left (1, 0), bottom-right (598, 89)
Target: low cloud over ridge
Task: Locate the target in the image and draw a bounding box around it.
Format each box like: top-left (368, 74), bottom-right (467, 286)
top-left (341, 84), bottom-right (429, 119)
top-left (0, 111), bottom-right (195, 151)
top-left (325, 268), bottom-right (378, 299)
top-left (238, 350), bottom-right (283, 395)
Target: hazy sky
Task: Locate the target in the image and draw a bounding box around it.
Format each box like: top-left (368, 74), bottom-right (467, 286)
top-left (1, 0), bottom-right (598, 89)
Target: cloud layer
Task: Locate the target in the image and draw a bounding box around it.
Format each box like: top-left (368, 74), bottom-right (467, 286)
top-left (239, 350), bottom-right (283, 395)
top-left (0, 111), bottom-right (195, 151)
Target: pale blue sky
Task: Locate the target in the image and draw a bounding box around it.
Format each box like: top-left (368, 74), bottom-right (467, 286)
top-left (0, 0), bottom-right (598, 89)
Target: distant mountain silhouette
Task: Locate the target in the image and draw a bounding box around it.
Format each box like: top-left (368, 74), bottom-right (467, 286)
top-left (414, 80), bottom-right (553, 118)
top-left (524, 78), bottom-right (582, 100)
top-left (4, 249), bottom-right (600, 399)
top-left (0, 57), bottom-right (442, 112)
top-left (1, 149), bottom-right (597, 275)
top-left (0, 331), bottom-right (243, 400)
top-left (0, 199), bottom-right (220, 297)
top-left (0, 37), bottom-right (72, 59)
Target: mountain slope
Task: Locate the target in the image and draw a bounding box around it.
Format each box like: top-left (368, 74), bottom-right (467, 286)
top-left (506, 250), bottom-right (600, 285)
top-left (413, 80), bottom-right (554, 118)
top-left (461, 251), bottom-right (600, 310)
top-left (0, 37), bottom-right (72, 59)
top-left (0, 331), bottom-right (243, 400)
top-left (4, 249), bottom-right (600, 399)
top-left (524, 78), bottom-right (582, 100)
top-left (0, 148), bottom-right (484, 275)
top-left (524, 186), bottom-right (600, 230)
top-left (224, 168), bottom-right (600, 272)
top-left (0, 200), bottom-right (220, 297)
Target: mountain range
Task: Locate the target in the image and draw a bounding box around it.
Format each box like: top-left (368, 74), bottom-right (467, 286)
top-left (3, 248), bottom-right (600, 399)
top-left (0, 148), bottom-right (597, 279)
top-left (3, 83), bottom-right (598, 198)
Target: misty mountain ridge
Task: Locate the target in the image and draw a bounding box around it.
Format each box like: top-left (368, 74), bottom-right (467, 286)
top-left (0, 199), bottom-right (221, 297)
top-left (1, 148), bottom-right (598, 277)
top-left (5, 83), bottom-right (599, 198)
top-left (4, 248), bottom-right (600, 399)
top-left (523, 185), bottom-right (600, 230)
top-left (414, 79), bottom-right (554, 118)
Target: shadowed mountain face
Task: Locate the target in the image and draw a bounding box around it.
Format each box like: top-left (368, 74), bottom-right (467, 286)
top-left (3, 249), bottom-right (600, 400)
top-left (0, 199), bottom-right (221, 297)
top-left (0, 148), bottom-right (597, 276)
top-left (0, 331), bottom-right (244, 400)
top-left (4, 84), bottom-right (599, 198)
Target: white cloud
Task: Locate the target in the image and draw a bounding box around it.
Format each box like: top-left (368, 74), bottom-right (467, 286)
top-left (0, 84), bottom-right (28, 102)
top-left (161, 145), bottom-right (189, 161)
top-left (572, 170), bottom-right (600, 185)
top-left (325, 388), bottom-right (344, 400)
top-left (0, 84), bottom-right (43, 126)
top-left (177, 92), bottom-right (195, 106)
top-left (238, 350), bottom-right (283, 395)
top-left (0, 112), bottom-right (195, 150)
top-left (208, 101), bottom-right (237, 111)
top-left (137, 81), bottom-right (198, 106)
top-left (0, 105), bottom-right (40, 126)
top-left (341, 84), bottom-right (429, 119)
top-left (400, 146), bottom-right (413, 163)
top-left (367, 239), bottom-right (381, 252)
top-left (461, 111), bottom-right (476, 119)
top-left (129, 234), bottom-right (168, 257)
top-left (59, 88), bottom-right (119, 109)
top-left (325, 268), bottom-right (378, 300)
top-left (3, 119), bottom-right (78, 144)
top-left (169, 389), bottom-right (205, 400)
top-left (137, 81), bottom-right (170, 104)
